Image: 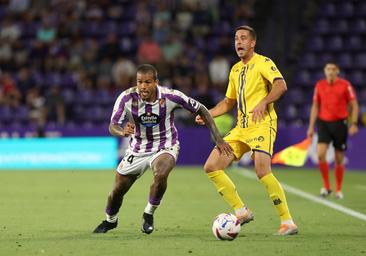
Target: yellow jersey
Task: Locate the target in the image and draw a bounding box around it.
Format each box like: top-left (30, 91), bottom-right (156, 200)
top-left (226, 53), bottom-right (283, 128)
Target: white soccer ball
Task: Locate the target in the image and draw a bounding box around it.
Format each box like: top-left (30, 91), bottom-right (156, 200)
top-left (212, 213), bottom-right (241, 241)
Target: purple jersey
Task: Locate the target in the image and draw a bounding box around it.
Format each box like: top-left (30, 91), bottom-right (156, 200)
top-left (111, 86), bottom-right (200, 155)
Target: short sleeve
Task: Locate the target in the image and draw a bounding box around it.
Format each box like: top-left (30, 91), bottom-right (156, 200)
top-left (225, 69), bottom-right (236, 99)
top-left (111, 92), bottom-right (127, 125)
top-left (166, 90), bottom-right (201, 113)
top-left (313, 83), bottom-right (320, 104)
top-left (345, 82), bottom-right (356, 102)
top-left (260, 58), bottom-right (284, 84)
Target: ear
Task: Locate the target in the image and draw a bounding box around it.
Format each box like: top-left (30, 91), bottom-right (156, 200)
top-left (251, 40), bottom-right (256, 48)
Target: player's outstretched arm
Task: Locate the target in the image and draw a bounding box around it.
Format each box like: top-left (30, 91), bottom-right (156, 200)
top-left (196, 105), bottom-right (233, 156)
top-left (195, 97), bottom-right (236, 125)
top-left (109, 122), bottom-right (135, 137)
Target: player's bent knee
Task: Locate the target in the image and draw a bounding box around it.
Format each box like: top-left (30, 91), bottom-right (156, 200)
top-left (203, 162), bottom-right (217, 173)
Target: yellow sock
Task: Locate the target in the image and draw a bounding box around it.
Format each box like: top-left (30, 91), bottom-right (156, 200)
top-left (207, 170), bottom-right (245, 210)
top-left (260, 173), bottom-right (292, 221)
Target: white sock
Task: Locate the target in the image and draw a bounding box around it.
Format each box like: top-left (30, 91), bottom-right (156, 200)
top-left (235, 206), bottom-right (248, 217)
top-left (144, 202), bottom-right (158, 215)
top-left (106, 213), bottom-right (118, 223)
top-left (281, 219), bottom-right (294, 225)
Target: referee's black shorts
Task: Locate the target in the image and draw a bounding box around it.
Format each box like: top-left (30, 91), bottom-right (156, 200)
top-left (317, 119), bottom-right (348, 151)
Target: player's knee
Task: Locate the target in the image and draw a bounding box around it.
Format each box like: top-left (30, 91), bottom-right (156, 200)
top-left (153, 168), bottom-right (170, 182)
top-left (318, 155), bottom-right (327, 162)
top-left (203, 161), bottom-right (216, 173)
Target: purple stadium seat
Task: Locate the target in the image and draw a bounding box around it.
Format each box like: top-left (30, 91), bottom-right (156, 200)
top-left (322, 3), bottom-right (336, 17)
top-left (313, 19), bottom-right (330, 34)
top-left (331, 19), bottom-right (348, 34)
top-left (349, 70), bottom-right (364, 87)
top-left (312, 71), bottom-right (325, 82)
top-left (286, 89), bottom-right (305, 104)
top-left (337, 53), bottom-right (352, 68)
top-left (284, 104), bottom-right (298, 121)
top-left (318, 53), bottom-right (334, 65)
top-left (337, 2), bottom-right (354, 17)
top-left (327, 36), bottom-right (343, 51)
top-left (297, 70), bottom-right (312, 86)
top-left (62, 89), bottom-right (76, 105)
top-left (355, 2), bottom-right (366, 17)
top-left (77, 89), bottom-right (95, 106)
top-left (346, 36), bottom-right (362, 51)
top-left (301, 54), bottom-right (317, 68)
top-left (351, 19), bottom-right (366, 34)
top-left (354, 53), bottom-right (366, 68)
top-left (308, 37), bottom-right (323, 52)
top-left (0, 106), bottom-right (12, 123)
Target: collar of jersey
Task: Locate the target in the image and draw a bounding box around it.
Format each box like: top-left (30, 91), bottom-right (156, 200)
top-left (240, 52), bottom-right (258, 67)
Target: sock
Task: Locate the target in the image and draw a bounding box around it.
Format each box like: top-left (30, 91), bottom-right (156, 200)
top-left (260, 173), bottom-right (292, 222)
top-left (207, 170), bottom-right (245, 210)
top-left (144, 202), bottom-right (158, 215)
top-left (335, 164), bottom-right (345, 192)
top-left (144, 196), bottom-right (161, 215)
top-left (319, 161), bottom-right (330, 190)
top-left (105, 213), bottom-right (118, 223)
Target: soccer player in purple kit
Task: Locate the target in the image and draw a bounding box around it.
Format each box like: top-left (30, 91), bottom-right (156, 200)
top-left (93, 64), bottom-right (232, 234)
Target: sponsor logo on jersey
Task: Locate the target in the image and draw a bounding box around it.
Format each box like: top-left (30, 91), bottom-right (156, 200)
top-left (138, 112), bottom-right (160, 127)
top-left (189, 98), bottom-right (198, 109)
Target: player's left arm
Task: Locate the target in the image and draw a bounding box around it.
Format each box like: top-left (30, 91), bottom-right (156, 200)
top-left (348, 99), bottom-right (359, 136)
top-left (250, 78), bottom-right (287, 123)
top-left (196, 104), bottom-right (233, 156)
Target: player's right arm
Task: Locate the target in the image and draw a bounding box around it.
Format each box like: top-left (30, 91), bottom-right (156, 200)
top-left (109, 122), bottom-right (135, 137)
top-left (109, 91), bottom-right (135, 137)
top-left (307, 85), bottom-right (320, 138)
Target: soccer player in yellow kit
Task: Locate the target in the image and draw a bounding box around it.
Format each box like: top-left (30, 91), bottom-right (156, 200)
top-left (196, 25), bottom-right (298, 235)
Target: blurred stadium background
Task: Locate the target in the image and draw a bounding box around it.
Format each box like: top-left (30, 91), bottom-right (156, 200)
top-left (1, 1), bottom-right (366, 256)
top-left (0, 0), bottom-right (365, 169)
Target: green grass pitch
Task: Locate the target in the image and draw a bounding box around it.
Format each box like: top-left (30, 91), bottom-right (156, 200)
top-left (1, 167), bottom-right (366, 256)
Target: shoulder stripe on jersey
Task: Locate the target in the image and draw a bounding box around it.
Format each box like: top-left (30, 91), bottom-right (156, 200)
top-left (164, 94), bottom-right (198, 113)
top-left (111, 94), bottom-right (134, 124)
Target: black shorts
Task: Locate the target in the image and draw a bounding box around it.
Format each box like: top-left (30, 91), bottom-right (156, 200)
top-left (317, 119), bottom-right (348, 151)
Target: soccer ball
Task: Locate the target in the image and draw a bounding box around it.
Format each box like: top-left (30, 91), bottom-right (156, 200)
top-left (212, 213), bottom-right (241, 241)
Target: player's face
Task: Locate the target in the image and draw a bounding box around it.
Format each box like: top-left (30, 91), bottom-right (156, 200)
top-left (137, 72), bottom-right (158, 102)
top-left (324, 64), bottom-right (339, 82)
top-left (235, 29), bottom-right (256, 59)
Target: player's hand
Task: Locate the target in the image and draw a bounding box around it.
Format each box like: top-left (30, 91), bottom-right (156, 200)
top-left (216, 140), bottom-right (234, 157)
top-left (348, 124), bottom-right (358, 136)
top-left (250, 101), bottom-right (267, 124)
top-left (122, 122), bottom-right (135, 136)
top-left (307, 127), bottom-right (314, 138)
top-left (195, 115), bottom-right (205, 125)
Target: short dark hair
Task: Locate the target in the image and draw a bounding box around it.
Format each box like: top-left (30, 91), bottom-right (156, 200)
top-left (136, 64), bottom-right (158, 80)
top-left (324, 61), bottom-right (339, 68)
top-left (235, 25), bottom-right (257, 40)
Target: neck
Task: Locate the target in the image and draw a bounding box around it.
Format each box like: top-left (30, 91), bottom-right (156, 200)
top-left (241, 51), bottom-right (254, 64)
top-left (327, 77), bottom-right (336, 84)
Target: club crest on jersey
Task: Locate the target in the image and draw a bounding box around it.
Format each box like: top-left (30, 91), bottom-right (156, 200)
top-left (138, 112), bottom-right (160, 127)
top-left (189, 98), bottom-right (198, 109)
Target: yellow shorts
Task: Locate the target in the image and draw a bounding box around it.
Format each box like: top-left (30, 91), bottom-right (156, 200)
top-left (224, 122), bottom-right (277, 160)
